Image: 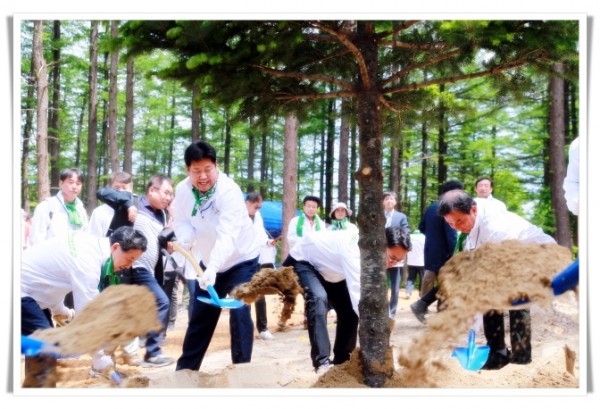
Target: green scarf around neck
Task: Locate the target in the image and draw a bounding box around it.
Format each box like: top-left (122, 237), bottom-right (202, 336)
top-left (331, 218), bottom-right (348, 231)
top-left (64, 201), bottom-right (83, 229)
top-left (296, 212), bottom-right (321, 237)
top-left (191, 184), bottom-right (216, 216)
top-left (98, 257), bottom-right (119, 292)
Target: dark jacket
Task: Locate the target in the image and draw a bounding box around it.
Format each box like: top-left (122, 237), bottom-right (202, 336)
top-left (418, 202), bottom-right (457, 274)
top-left (96, 187), bottom-right (137, 237)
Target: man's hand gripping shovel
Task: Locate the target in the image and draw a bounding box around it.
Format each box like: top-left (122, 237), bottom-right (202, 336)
top-left (170, 240), bottom-right (245, 309)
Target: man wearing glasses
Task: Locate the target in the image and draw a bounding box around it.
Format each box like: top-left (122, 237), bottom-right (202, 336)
top-left (283, 226), bottom-right (412, 374)
top-left (117, 174), bottom-right (176, 369)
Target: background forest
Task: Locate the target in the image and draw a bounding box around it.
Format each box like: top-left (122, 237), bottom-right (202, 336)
top-left (18, 19), bottom-right (579, 253)
top-left (15, 15), bottom-right (583, 389)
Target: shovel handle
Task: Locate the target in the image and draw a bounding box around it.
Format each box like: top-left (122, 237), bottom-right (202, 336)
top-left (171, 242), bottom-right (204, 278)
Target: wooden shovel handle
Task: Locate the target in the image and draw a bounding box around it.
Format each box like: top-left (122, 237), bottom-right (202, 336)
top-left (172, 241), bottom-right (204, 278)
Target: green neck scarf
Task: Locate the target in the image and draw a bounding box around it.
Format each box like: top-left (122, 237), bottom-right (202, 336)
top-left (98, 258), bottom-right (119, 292)
top-left (454, 232), bottom-right (468, 254)
top-left (296, 212), bottom-right (321, 237)
top-left (331, 218), bottom-right (348, 231)
top-left (191, 184), bottom-right (216, 216)
top-left (64, 201), bottom-right (83, 229)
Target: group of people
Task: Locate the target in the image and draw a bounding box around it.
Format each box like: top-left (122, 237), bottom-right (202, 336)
top-left (20, 136), bottom-right (578, 386)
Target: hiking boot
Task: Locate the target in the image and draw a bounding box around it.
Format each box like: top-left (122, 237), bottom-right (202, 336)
top-left (410, 300), bottom-right (428, 324)
top-left (481, 349), bottom-right (511, 370)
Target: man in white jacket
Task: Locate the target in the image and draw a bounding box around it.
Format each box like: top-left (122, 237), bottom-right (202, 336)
top-left (438, 189), bottom-right (556, 370)
top-left (282, 226), bottom-right (411, 374)
top-left (173, 141), bottom-right (259, 371)
top-left (21, 226), bottom-right (147, 386)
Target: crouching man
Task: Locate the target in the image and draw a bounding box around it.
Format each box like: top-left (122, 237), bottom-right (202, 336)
top-left (282, 226), bottom-right (411, 374)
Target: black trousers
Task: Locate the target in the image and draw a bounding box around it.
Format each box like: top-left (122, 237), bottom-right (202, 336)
top-left (483, 309), bottom-right (531, 358)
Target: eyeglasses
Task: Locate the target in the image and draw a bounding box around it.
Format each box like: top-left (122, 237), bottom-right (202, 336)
top-left (152, 186), bottom-right (174, 197)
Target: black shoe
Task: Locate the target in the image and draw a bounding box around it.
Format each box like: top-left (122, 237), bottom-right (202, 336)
top-left (482, 349), bottom-right (510, 370)
top-left (509, 350), bottom-right (532, 365)
top-left (410, 300), bottom-right (428, 324)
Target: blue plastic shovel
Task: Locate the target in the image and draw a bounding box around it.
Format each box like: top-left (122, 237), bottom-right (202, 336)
top-left (171, 242), bottom-right (246, 309)
top-left (451, 329), bottom-right (490, 371)
top-left (21, 335), bottom-right (61, 357)
top-left (197, 285), bottom-right (245, 309)
top-left (512, 258), bottom-right (579, 307)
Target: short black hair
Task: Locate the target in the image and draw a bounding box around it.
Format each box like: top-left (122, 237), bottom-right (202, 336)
top-left (440, 180), bottom-right (464, 194)
top-left (303, 195), bottom-right (321, 207)
top-left (385, 226), bottom-right (412, 251)
top-left (184, 140), bottom-right (218, 167)
top-left (437, 190), bottom-right (476, 217)
top-left (60, 168), bottom-right (84, 183)
top-left (110, 226), bottom-right (148, 252)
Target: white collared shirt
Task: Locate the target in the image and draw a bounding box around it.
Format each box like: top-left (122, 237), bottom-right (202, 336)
top-left (289, 229), bottom-right (361, 315)
top-left (172, 172), bottom-right (259, 276)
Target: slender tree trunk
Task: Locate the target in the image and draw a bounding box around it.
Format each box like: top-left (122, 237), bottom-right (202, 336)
top-left (167, 92), bottom-right (176, 178)
top-left (192, 84), bottom-right (201, 142)
top-left (437, 84), bottom-right (448, 187)
top-left (548, 62), bottom-right (571, 248)
top-left (420, 121), bottom-right (428, 211)
top-left (223, 109), bottom-right (231, 175)
top-left (259, 121), bottom-right (269, 199)
top-left (338, 100), bottom-right (350, 204)
top-left (33, 20), bottom-right (50, 201)
top-left (325, 99), bottom-right (335, 216)
top-left (355, 22), bottom-right (390, 388)
top-left (85, 21), bottom-right (99, 212)
top-left (281, 113), bottom-right (299, 261)
top-left (48, 20), bottom-right (61, 190)
top-left (22, 56), bottom-right (35, 211)
top-left (124, 56), bottom-right (134, 175)
top-left (108, 20), bottom-right (120, 172)
top-left (350, 120), bottom-right (357, 219)
top-left (246, 116), bottom-right (256, 193)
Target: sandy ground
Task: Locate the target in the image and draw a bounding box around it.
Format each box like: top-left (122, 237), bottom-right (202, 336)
top-left (16, 242), bottom-right (585, 401)
top-left (21, 287), bottom-right (581, 391)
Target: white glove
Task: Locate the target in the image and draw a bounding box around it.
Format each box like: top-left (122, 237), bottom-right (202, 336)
top-left (53, 308), bottom-right (75, 326)
top-left (197, 268), bottom-right (217, 290)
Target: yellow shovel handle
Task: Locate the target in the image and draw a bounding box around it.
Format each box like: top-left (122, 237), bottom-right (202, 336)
top-left (171, 241), bottom-right (204, 278)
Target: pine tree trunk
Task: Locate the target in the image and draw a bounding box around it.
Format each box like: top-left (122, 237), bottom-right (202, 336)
top-left (281, 113), bottom-right (299, 261)
top-left (85, 21), bottom-right (99, 212)
top-left (108, 20), bottom-right (120, 173)
top-left (355, 22), bottom-right (392, 388)
top-left (33, 20), bottom-right (50, 201)
top-left (548, 62), bottom-right (571, 248)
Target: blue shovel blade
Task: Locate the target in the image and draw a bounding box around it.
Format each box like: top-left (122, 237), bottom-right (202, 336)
top-left (451, 329), bottom-right (490, 371)
top-left (21, 335), bottom-right (61, 357)
top-left (197, 285), bottom-right (245, 309)
top-left (512, 258), bottom-right (579, 306)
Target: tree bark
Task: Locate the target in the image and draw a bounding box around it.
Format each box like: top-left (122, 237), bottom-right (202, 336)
top-left (355, 22), bottom-right (391, 388)
top-left (281, 113), bottom-right (299, 261)
top-left (85, 21), bottom-right (99, 212)
top-left (124, 56), bottom-right (134, 175)
top-left (548, 62), bottom-right (571, 248)
top-left (338, 100), bottom-right (350, 204)
top-left (33, 20), bottom-right (51, 201)
top-left (48, 20), bottom-right (61, 191)
top-left (108, 20), bottom-right (120, 173)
